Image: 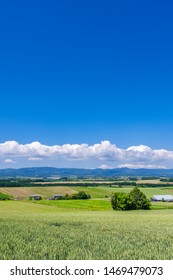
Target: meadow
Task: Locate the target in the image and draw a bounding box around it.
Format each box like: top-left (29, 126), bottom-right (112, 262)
top-left (1, 197), bottom-right (173, 260)
top-left (1, 182), bottom-right (173, 260)
top-left (1, 183), bottom-right (173, 200)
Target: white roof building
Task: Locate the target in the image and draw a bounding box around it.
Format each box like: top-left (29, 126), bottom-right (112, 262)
top-left (151, 195), bottom-right (173, 202)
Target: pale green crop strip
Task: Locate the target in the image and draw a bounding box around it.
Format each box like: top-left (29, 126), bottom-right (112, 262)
top-left (0, 201), bottom-right (173, 260)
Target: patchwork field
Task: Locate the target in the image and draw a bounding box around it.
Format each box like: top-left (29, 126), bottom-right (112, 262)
top-left (1, 185), bottom-right (173, 200)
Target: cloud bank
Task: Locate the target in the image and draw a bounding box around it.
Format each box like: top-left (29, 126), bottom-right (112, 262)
top-left (0, 140), bottom-right (173, 168)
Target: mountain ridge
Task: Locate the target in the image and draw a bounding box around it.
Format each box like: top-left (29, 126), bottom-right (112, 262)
top-left (0, 167), bottom-right (173, 177)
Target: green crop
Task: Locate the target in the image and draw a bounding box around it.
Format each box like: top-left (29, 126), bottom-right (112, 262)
top-left (0, 201), bottom-right (173, 260)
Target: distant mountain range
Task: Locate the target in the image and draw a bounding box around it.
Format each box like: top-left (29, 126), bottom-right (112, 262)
top-left (0, 167), bottom-right (173, 177)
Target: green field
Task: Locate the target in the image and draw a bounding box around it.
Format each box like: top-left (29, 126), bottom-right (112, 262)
top-left (1, 198), bottom-right (173, 260)
top-left (1, 185), bottom-right (173, 260)
top-left (1, 185), bottom-right (173, 200)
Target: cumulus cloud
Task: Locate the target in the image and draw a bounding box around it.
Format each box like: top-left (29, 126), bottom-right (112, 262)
top-left (0, 140), bottom-right (173, 168)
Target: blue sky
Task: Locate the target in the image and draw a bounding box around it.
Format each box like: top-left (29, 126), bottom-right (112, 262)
top-left (0, 0), bottom-right (173, 168)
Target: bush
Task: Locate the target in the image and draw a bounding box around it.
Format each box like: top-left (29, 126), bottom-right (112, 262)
top-left (67, 191), bottom-right (91, 200)
top-left (111, 188), bottom-right (151, 211)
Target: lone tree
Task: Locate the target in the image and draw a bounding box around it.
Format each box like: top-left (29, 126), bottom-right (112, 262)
top-left (111, 187), bottom-right (151, 211)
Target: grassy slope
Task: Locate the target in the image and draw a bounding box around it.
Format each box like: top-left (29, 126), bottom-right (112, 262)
top-left (1, 183), bottom-right (173, 259)
top-left (1, 201), bottom-right (173, 259)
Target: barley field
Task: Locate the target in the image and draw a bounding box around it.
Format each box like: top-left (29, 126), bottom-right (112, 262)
top-left (0, 200), bottom-right (173, 260)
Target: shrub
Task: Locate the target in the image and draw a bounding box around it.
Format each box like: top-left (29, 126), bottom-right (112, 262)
top-left (67, 191), bottom-right (91, 200)
top-left (111, 188), bottom-right (151, 211)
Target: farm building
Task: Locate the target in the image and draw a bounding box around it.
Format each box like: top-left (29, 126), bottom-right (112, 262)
top-left (47, 194), bottom-right (64, 200)
top-left (151, 195), bottom-right (173, 202)
top-left (29, 195), bottom-right (42, 200)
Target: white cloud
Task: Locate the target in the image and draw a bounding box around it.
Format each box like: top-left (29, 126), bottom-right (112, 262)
top-left (4, 159), bottom-right (16, 164)
top-left (28, 157), bottom-right (43, 161)
top-left (98, 164), bottom-right (113, 169)
top-left (0, 140), bottom-right (173, 168)
top-left (118, 163), bottom-right (167, 169)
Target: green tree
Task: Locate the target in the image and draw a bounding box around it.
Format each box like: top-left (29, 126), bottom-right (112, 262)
top-left (111, 188), bottom-right (151, 211)
top-left (129, 187), bottom-right (151, 210)
top-left (111, 192), bottom-right (134, 210)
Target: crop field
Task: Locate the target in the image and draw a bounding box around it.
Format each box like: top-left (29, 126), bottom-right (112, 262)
top-left (1, 183), bottom-right (173, 260)
top-left (1, 200), bottom-right (173, 260)
top-left (1, 185), bottom-right (173, 200)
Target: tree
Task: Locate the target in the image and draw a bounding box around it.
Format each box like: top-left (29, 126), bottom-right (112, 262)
top-left (111, 192), bottom-right (134, 210)
top-left (111, 188), bottom-right (151, 211)
top-left (111, 192), bottom-right (121, 210)
top-left (129, 187), bottom-right (151, 210)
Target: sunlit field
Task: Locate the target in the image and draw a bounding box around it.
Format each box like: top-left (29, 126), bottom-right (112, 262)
top-left (1, 200), bottom-right (173, 260)
top-left (1, 185), bottom-right (173, 200)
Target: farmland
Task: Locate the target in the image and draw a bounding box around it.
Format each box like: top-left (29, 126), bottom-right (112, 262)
top-left (1, 201), bottom-right (173, 259)
top-left (1, 178), bottom-right (173, 260)
top-left (1, 184), bottom-right (173, 200)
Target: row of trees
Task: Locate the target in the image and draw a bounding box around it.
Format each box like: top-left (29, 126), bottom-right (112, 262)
top-left (111, 187), bottom-right (151, 210)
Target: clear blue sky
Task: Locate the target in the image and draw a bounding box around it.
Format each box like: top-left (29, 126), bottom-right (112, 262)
top-left (0, 1), bottom-right (173, 168)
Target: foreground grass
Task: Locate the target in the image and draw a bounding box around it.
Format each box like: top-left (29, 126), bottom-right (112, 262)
top-left (0, 201), bottom-right (173, 260)
top-left (37, 198), bottom-right (111, 211)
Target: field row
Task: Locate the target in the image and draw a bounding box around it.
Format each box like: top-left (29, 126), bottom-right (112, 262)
top-left (1, 186), bottom-right (173, 200)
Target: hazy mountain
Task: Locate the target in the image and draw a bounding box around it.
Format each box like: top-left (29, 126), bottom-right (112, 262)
top-left (0, 167), bottom-right (173, 177)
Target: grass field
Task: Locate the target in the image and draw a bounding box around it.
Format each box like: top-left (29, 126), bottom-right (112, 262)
top-left (1, 185), bottom-right (173, 200)
top-left (1, 199), bottom-right (173, 260)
